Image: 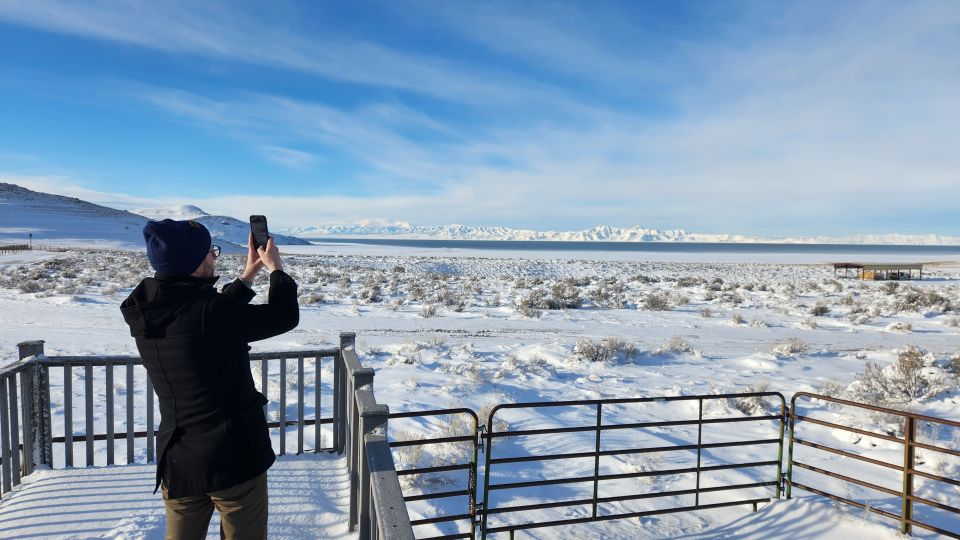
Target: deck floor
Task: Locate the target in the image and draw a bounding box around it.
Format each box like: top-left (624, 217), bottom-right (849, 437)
top-left (0, 454), bottom-right (355, 539)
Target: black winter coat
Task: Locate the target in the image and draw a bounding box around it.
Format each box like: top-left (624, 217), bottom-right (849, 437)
top-left (120, 270), bottom-right (299, 498)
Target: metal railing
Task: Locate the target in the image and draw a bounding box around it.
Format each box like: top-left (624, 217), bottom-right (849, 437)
top-left (0, 340), bottom-right (338, 490)
top-left (788, 392), bottom-right (960, 539)
top-left (478, 393), bottom-right (786, 538)
top-left (0, 244), bottom-right (30, 255)
top-left (338, 333), bottom-right (415, 540)
top-left (0, 334), bottom-right (417, 538)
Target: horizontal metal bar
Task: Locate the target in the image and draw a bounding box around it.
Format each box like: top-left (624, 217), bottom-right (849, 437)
top-left (42, 356), bottom-right (141, 365)
top-left (396, 463), bottom-right (472, 476)
top-left (409, 513), bottom-right (473, 525)
top-left (266, 418), bottom-right (334, 429)
top-left (912, 439), bottom-right (960, 458)
top-left (911, 468), bottom-right (960, 487)
top-left (793, 438), bottom-right (901, 470)
top-left (0, 359), bottom-right (35, 379)
top-left (484, 498), bottom-right (773, 534)
top-left (39, 349), bottom-right (335, 366)
top-left (417, 533), bottom-right (473, 540)
top-left (403, 489), bottom-right (471, 502)
top-left (249, 349), bottom-right (336, 360)
top-left (907, 493), bottom-right (960, 516)
top-left (488, 425), bottom-right (595, 438)
top-left (489, 415), bottom-right (782, 439)
top-left (390, 435), bottom-right (474, 447)
top-left (793, 392), bottom-right (960, 428)
top-left (604, 414), bottom-right (782, 432)
top-left (489, 392), bottom-right (785, 411)
top-left (389, 408), bottom-right (477, 420)
top-left (906, 518), bottom-right (960, 539)
top-left (484, 481), bottom-right (777, 516)
top-left (489, 461), bottom-right (777, 491)
top-left (789, 481), bottom-right (901, 521)
top-left (490, 439), bottom-right (779, 465)
top-left (793, 462), bottom-right (900, 497)
top-left (793, 414), bottom-right (902, 444)
top-left (49, 417), bottom-right (336, 443)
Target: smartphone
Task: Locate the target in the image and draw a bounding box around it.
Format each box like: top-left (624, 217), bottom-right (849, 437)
top-left (250, 215), bottom-right (270, 249)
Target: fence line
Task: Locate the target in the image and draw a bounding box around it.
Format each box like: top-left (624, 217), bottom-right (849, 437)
top-left (3, 336), bottom-right (958, 539)
top-left (0, 244), bottom-right (30, 256)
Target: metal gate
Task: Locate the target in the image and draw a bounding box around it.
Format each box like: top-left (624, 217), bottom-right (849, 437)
top-left (389, 408), bottom-right (481, 539)
top-left (478, 393), bottom-right (786, 538)
top-left (788, 392), bottom-right (960, 538)
top-left (388, 392), bottom-right (960, 539)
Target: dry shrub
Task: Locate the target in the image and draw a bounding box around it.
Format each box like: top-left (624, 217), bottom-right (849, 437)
top-left (656, 336), bottom-right (695, 355)
top-left (574, 338), bottom-right (612, 362)
top-left (733, 381), bottom-right (772, 415)
top-left (419, 303), bottom-right (438, 318)
top-left (642, 292), bottom-right (672, 311)
top-left (852, 345), bottom-right (945, 404)
top-left (550, 281), bottom-right (583, 309)
top-left (886, 321), bottom-right (912, 332)
top-left (771, 338), bottom-right (811, 357)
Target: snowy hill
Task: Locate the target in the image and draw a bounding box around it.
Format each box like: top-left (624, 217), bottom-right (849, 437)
top-left (0, 184), bottom-right (309, 251)
top-left (0, 182), bottom-right (150, 249)
top-left (282, 222), bottom-right (960, 245)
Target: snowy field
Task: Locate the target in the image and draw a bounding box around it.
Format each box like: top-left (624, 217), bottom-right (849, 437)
top-left (1, 244), bottom-right (958, 538)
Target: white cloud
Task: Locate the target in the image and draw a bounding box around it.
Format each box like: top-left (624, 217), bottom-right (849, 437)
top-left (258, 146), bottom-right (317, 169)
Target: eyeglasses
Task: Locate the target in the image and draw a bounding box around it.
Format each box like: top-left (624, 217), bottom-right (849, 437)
top-left (210, 245), bottom-right (221, 258)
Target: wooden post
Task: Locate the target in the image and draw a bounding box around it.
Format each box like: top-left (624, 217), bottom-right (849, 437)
top-left (17, 341), bottom-right (51, 468)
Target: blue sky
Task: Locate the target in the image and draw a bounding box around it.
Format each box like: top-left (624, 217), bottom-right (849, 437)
top-left (0, 1), bottom-right (958, 236)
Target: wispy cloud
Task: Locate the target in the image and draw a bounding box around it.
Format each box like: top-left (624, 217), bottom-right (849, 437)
top-left (257, 146), bottom-right (317, 170)
top-left (0, 0), bottom-right (564, 108)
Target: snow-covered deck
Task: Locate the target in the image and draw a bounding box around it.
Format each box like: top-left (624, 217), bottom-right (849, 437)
top-left (0, 454), bottom-right (356, 539)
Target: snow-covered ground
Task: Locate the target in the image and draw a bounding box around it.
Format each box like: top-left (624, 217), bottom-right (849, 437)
top-left (0, 244), bottom-right (958, 538)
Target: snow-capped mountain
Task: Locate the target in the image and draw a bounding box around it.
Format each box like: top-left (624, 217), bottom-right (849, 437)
top-left (281, 222), bottom-right (960, 245)
top-left (136, 205), bottom-right (310, 247)
top-left (134, 205), bottom-right (209, 221)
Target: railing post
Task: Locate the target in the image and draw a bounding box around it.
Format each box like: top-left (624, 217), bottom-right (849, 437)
top-left (695, 398), bottom-right (703, 507)
top-left (359, 396), bottom-right (389, 540)
top-left (349, 366), bottom-right (375, 532)
top-left (338, 332), bottom-right (356, 455)
top-left (786, 400), bottom-right (797, 499)
top-left (18, 341), bottom-right (51, 469)
top-left (592, 403), bottom-right (602, 519)
top-left (901, 416), bottom-right (915, 535)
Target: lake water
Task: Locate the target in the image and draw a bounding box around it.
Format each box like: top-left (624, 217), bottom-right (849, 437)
top-left (308, 238), bottom-right (960, 256)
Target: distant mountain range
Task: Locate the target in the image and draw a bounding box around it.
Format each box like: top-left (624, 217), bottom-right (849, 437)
top-left (1, 183), bottom-right (958, 247)
top-left (282, 223), bottom-right (960, 246)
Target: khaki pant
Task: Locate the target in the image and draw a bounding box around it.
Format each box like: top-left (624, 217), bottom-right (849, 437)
top-left (162, 473), bottom-right (268, 540)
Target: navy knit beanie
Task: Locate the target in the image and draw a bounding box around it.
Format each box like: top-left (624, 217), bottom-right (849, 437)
top-left (142, 219), bottom-right (212, 275)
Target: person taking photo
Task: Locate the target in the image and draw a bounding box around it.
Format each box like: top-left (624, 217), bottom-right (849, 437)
top-left (120, 219), bottom-right (299, 539)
